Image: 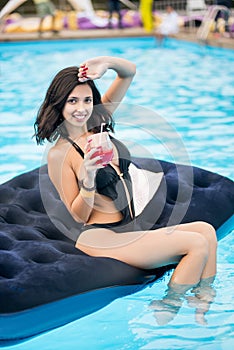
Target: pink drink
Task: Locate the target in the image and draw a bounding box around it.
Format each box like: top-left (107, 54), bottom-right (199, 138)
top-left (87, 132), bottom-right (114, 166)
top-left (91, 147), bottom-right (114, 165)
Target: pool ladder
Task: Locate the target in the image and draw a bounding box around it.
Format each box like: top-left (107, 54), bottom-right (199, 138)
top-left (197, 5), bottom-right (230, 42)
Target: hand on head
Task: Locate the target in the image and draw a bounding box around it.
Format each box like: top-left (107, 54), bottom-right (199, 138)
top-left (78, 64), bottom-right (89, 82)
top-left (78, 57), bottom-right (109, 82)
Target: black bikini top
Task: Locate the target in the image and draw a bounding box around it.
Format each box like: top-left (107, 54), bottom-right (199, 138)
top-left (64, 134), bottom-right (135, 221)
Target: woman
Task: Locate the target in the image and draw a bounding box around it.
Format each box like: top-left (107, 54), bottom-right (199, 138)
top-left (34, 56), bottom-right (217, 324)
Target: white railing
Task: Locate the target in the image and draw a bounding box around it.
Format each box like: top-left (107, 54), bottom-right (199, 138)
top-left (197, 5), bottom-right (231, 41)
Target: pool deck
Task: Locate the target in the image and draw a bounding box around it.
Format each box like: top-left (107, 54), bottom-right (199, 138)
top-left (1, 27), bottom-right (234, 49)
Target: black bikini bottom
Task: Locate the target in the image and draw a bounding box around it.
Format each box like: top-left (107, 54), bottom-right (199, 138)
top-left (81, 218), bottom-right (143, 234)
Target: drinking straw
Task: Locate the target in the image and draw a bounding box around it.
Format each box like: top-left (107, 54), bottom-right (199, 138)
top-left (99, 123), bottom-right (105, 143)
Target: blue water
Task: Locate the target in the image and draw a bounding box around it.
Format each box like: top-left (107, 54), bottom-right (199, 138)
top-left (0, 37), bottom-right (233, 349)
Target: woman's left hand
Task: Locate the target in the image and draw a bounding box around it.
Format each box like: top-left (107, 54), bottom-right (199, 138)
top-left (78, 57), bottom-right (108, 82)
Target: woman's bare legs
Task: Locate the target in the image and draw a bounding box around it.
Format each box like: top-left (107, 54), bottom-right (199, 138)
top-left (174, 222), bottom-right (217, 324)
top-left (76, 221), bottom-right (217, 324)
top-left (151, 221), bottom-right (217, 324)
top-left (76, 221), bottom-right (217, 286)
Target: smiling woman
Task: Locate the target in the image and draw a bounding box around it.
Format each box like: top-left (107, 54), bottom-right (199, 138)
top-left (34, 66), bottom-right (115, 144)
top-left (33, 55), bottom-right (220, 308)
top-left (0, 38), bottom-right (234, 347)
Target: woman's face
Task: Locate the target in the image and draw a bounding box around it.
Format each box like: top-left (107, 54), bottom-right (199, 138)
top-left (62, 84), bottom-right (93, 128)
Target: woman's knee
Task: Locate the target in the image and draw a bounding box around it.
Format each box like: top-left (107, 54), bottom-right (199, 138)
top-left (195, 221), bottom-right (217, 247)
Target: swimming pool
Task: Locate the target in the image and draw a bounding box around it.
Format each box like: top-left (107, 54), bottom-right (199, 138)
top-left (0, 37), bottom-right (233, 349)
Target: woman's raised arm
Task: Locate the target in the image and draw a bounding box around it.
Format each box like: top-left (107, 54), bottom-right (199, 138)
top-left (78, 56), bottom-right (136, 113)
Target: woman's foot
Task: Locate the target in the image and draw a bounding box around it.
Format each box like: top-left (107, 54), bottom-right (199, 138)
top-left (186, 279), bottom-right (216, 325)
top-left (149, 282), bottom-right (188, 325)
top-left (149, 297), bottom-right (183, 325)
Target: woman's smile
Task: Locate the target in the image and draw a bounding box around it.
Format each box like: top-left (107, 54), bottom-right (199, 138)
top-left (72, 113), bottom-right (88, 122)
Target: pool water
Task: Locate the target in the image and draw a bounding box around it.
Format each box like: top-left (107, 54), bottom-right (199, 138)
top-left (0, 37), bottom-right (233, 349)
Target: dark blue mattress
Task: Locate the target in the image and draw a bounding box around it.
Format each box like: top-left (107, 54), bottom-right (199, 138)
top-left (0, 157), bottom-right (233, 345)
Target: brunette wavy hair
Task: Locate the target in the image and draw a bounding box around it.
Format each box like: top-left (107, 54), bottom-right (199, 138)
top-left (34, 66), bottom-right (114, 145)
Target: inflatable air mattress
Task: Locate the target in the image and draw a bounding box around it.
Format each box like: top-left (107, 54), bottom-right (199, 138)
top-left (0, 157), bottom-right (233, 345)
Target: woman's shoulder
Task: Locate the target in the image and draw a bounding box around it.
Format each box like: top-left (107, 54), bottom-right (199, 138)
top-left (47, 139), bottom-right (70, 164)
top-left (47, 139), bottom-right (83, 172)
